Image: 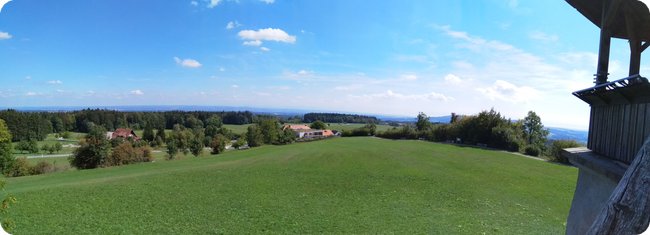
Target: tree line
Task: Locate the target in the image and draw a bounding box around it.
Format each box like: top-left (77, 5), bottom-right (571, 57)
top-left (302, 113), bottom-right (378, 124)
top-left (376, 109), bottom-right (551, 157)
top-left (0, 109), bottom-right (256, 141)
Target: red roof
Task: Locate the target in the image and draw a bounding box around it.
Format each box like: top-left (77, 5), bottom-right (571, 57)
top-left (283, 124), bottom-right (311, 131)
top-left (111, 128), bottom-right (139, 140)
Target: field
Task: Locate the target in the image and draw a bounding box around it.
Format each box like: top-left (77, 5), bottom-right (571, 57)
top-left (222, 123), bottom-right (393, 135)
top-left (11, 132), bottom-right (84, 157)
top-left (5, 137), bottom-right (577, 234)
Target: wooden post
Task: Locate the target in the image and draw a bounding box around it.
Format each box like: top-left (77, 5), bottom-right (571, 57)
top-left (588, 135), bottom-right (650, 234)
top-left (596, 28), bottom-right (612, 85)
top-left (625, 6), bottom-right (642, 77)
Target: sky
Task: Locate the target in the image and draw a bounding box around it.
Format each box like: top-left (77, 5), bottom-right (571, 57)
top-left (0, 0), bottom-right (644, 130)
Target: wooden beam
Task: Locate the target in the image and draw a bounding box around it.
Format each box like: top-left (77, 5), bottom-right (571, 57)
top-left (595, 0), bottom-right (626, 84)
top-left (625, 10), bottom-right (642, 76)
top-left (588, 134), bottom-right (650, 234)
top-left (641, 42), bottom-right (650, 53)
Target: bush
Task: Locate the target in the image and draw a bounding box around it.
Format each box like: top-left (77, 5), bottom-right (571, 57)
top-left (342, 124), bottom-right (376, 137)
top-left (210, 134), bottom-right (227, 154)
top-left (70, 126), bottom-right (110, 169)
top-left (105, 142), bottom-right (154, 167)
top-left (376, 125), bottom-right (417, 139)
top-left (30, 161), bottom-right (54, 175)
top-left (548, 139), bottom-right (581, 163)
top-left (9, 157), bottom-right (31, 177)
top-left (524, 145), bottom-right (541, 157)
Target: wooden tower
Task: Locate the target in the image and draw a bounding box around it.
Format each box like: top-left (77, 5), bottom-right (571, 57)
top-left (565, 0), bottom-right (650, 234)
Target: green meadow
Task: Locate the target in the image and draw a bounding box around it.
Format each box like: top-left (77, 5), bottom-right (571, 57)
top-left (5, 137), bottom-right (577, 234)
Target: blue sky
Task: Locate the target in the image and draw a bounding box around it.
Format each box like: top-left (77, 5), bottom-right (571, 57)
top-left (0, 0), bottom-right (642, 130)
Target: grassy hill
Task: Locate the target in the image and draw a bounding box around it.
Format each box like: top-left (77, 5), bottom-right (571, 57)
top-left (5, 137), bottom-right (577, 234)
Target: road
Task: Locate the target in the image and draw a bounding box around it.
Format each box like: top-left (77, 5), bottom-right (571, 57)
top-left (25, 153), bottom-right (72, 159)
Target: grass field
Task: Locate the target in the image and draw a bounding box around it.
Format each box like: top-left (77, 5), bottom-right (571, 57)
top-left (325, 123), bottom-right (393, 132)
top-left (222, 124), bottom-right (252, 135)
top-left (5, 137), bottom-right (577, 234)
top-left (11, 132), bottom-right (84, 157)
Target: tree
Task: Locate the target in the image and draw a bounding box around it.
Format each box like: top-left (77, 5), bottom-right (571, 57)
top-left (155, 127), bottom-right (166, 142)
top-left (69, 125), bottom-right (110, 169)
top-left (41, 144), bottom-right (56, 154)
top-left (310, 120), bottom-right (327, 130)
top-left (142, 123), bottom-right (155, 142)
top-left (523, 111), bottom-right (549, 149)
top-left (27, 139), bottom-right (39, 154)
top-left (165, 138), bottom-right (178, 160)
top-left (258, 119), bottom-right (279, 144)
top-left (276, 128), bottom-right (296, 145)
top-left (54, 142), bottom-right (63, 153)
top-left (245, 125), bottom-right (263, 147)
top-left (16, 140), bottom-right (29, 154)
top-left (232, 138), bottom-right (246, 149)
top-left (189, 133), bottom-right (204, 157)
top-left (210, 134), bottom-right (227, 154)
top-left (416, 112), bottom-right (431, 131)
top-left (0, 119), bottom-right (15, 176)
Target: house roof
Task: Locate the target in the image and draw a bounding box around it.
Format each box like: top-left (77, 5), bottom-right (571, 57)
top-left (566, 0), bottom-right (650, 40)
top-left (111, 128), bottom-right (139, 140)
top-left (283, 124), bottom-right (311, 130)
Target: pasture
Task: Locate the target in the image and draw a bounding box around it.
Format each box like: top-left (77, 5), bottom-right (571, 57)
top-left (5, 137), bottom-right (577, 234)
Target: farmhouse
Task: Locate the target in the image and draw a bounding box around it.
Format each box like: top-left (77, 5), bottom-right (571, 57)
top-left (283, 124), bottom-right (336, 139)
top-left (106, 128), bottom-right (140, 141)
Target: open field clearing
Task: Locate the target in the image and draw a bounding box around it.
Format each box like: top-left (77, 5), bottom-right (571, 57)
top-left (5, 137), bottom-right (576, 234)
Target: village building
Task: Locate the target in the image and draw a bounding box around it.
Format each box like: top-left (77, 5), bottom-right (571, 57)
top-left (106, 128), bottom-right (140, 141)
top-left (283, 124), bottom-right (336, 139)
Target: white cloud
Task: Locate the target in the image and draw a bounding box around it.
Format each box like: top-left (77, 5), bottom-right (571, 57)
top-left (238, 28), bottom-right (296, 44)
top-left (231, 85), bottom-right (239, 88)
top-left (0, 31), bottom-right (11, 40)
top-left (444, 74), bottom-right (462, 84)
top-left (25, 92), bottom-right (37, 96)
top-left (24, 76), bottom-right (31, 80)
top-left (260, 47), bottom-right (270, 52)
top-left (0, 0), bottom-right (10, 13)
top-left (130, 90), bottom-right (144, 96)
top-left (47, 80), bottom-right (63, 85)
top-left (207, 0), bottom-right (221, 8)
top-left (529, 30), bottom-right (559, 43)
top-left (219, 67), bottom-right (225, 72)
top-left (260, 0), bottom-right (275, 3)
top-left (174, 57), bottom-right (202, 68)
top-left (355, 90), bottom-right (453, 102)
top-left (190, 1), bottom-right (198, 6)
top-left (243, 40), bottom-right (262, 46)
top-left (297, 70), bottom-right (312, 75)
top-left (476, 80), bottom-right (540, 103)
top-left (226, 21), bottom-right (242, 30)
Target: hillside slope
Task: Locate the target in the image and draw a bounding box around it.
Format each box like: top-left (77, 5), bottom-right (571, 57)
top-left (6, 137), bottom-right (577, 234)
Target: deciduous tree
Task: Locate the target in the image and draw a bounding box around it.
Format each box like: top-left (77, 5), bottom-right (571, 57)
top-left (0, 119), bottom-right (15, 176)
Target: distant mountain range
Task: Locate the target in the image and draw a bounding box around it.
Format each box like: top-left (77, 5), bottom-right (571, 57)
top-left (3, 105), bottom-right (588, 143)
top-left (547, 127), bottom-right (588, 144)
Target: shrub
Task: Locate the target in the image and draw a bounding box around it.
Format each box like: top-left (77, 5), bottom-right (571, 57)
top-left (105, 142), bottom-right (154, 167)
top-left (210, 134), bottom-right (227, 154)
top-left (524, 145), bottom-right (541, 157)
top-left (9, 157), bottom-right (31, 177)
top-left (70, 126), bottom-right (110, 169)
top-left (30, 161), bottom-right (54, 175)
top-left (376, 125), bottom-right (417, 140)
top-left (342, 124), bottom-right (376, 137)
top-left (548, 139), bottom-right (581, 164)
